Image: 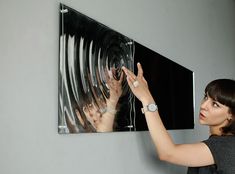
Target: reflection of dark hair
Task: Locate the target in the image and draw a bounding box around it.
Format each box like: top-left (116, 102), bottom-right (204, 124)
top-left (74, 105), bottom-right (95, 133)
top-left (205, 79), bottom-right (235, 135)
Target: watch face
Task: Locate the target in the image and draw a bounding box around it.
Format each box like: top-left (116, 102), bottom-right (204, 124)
top-left (148, 104), bottom-right (157, 111)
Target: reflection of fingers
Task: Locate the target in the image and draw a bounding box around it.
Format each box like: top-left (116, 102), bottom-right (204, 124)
top-left (108, 70), bottom-right (113, 79)
top-left (119, 71), bottom-right (124, 83)
top-left (111, 67), bottom-right (115, 74)
top-left (109, 85), bottom-right (115, 91)
top-left (104, 68), bottom-right (109, 81)
top-left (107, 78), bottom-right (114, 88)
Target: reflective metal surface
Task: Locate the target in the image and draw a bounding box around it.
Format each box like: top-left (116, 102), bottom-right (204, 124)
top-left (58, 4), bottom-right (195, 134)
top-left (59, 4), bottom-right (135, 133)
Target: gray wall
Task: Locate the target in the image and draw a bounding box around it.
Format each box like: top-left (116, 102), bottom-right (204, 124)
top-left (1, 0), bottom-right (235, 173)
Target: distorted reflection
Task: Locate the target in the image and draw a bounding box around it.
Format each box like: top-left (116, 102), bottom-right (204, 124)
top-left (58, 4), bottom-right (195, 134)
top-left (58, 4), bottom-right (135, 133)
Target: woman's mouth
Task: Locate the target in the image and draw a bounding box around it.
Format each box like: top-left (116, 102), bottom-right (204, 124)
top-left (199, 112), bottom-right (206, 120)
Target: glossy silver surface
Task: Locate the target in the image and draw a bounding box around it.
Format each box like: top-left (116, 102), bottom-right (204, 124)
top-left (59, 4), bottom-right (135, 133)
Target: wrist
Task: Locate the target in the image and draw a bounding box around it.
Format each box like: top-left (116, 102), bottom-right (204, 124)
top-left (106, 103), bottom-right (116, 110)
top-left (101, 106), bottom-right (117, 115)
top-left (107, 99), bottom-right (118, 107)
top-left (141, 97), bottom-right (155, 106)
top-left (141, 103), bottom-right (158, 114)
top-left (106, 107), bottom-right (117, 115)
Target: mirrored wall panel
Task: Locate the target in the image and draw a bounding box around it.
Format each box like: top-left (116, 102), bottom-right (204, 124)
top-left (58, 4), bottom-right (194, 134)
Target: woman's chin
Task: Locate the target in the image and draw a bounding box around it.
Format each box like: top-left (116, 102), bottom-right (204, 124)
top-left (199, 119), bottom-right (206, 125)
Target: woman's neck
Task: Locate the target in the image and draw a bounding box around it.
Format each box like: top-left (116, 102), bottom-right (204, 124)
top-left (209, 119), bottom-right (231, 136)
top-left (209, 126), bottom-right (222, 136)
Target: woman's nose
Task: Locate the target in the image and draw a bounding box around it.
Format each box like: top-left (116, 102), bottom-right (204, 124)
top-left (200, 99), bottom-right (209, 110)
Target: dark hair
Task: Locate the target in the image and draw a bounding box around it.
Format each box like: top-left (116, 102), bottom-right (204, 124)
top-left (205, 79), bottom-right (235, 135)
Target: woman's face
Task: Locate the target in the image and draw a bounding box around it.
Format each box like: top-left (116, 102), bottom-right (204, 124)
top-left (199, 94), bottom-right (231, 127)
top-left (83, 103), bottom-right (101, 129)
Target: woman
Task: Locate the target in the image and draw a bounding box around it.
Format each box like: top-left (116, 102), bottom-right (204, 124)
top-left (122, 63), bottom-right (235, 174)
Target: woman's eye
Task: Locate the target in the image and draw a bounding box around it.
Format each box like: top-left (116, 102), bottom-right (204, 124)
top-left (212, 102), bottom-right (219, 107)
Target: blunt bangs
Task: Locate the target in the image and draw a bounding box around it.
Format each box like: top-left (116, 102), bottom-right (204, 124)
top-left (205, 79), bottom-right (235, 114)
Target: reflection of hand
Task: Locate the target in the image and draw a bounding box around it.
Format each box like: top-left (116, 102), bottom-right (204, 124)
top-left (97, 112), bottom-right (115, 132)
top-left (93, 69), bottom-right (123, 132)
top-left (81, 68), bottom-right (124, 133)
top-left (82, 102), bottom-right (114, 132)
top-left (106, 68), bottom-right (124, 108)
top-left (122, 63), bottom-right (155, 105)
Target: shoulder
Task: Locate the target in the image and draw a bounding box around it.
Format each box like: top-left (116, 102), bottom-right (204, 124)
top-left (203, 135), bottom-right (235, 171)
top-left (203, 135), bottom-right (235, 152)
top-left (204, 135), bottom-right (235, 145)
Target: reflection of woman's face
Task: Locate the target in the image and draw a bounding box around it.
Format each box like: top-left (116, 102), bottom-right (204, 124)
top-left (83, 103), bottom-right (101, 129)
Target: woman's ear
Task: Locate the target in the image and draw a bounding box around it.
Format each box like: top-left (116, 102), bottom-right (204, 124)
top-left (227, 113), bottom-right (233, 121)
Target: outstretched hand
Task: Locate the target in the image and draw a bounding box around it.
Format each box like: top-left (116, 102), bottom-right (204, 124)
top-left (122, 63), bottom-right (154, 105)
top-left (106, 68), bottom-right (124, 107)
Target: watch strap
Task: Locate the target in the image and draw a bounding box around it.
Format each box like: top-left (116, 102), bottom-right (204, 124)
top-left (141, 103), bottom-right (158, 114)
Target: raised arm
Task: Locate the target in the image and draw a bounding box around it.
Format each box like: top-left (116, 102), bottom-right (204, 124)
top-left (122, 63), bottom-right (214, 167)
top-left (96, 69), bottom-right (124, 132)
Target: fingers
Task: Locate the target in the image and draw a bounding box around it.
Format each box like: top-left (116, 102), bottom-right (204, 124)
top-left (122, 66), bottom-right (136, 83)
top-left (125, 74), bottom-right (135, 90)
top-left (137, 62), bottom-right (143, 78)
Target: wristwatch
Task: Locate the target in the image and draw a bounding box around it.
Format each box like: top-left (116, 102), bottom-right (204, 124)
top-left (141, 103), bottom-right (158, 114)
